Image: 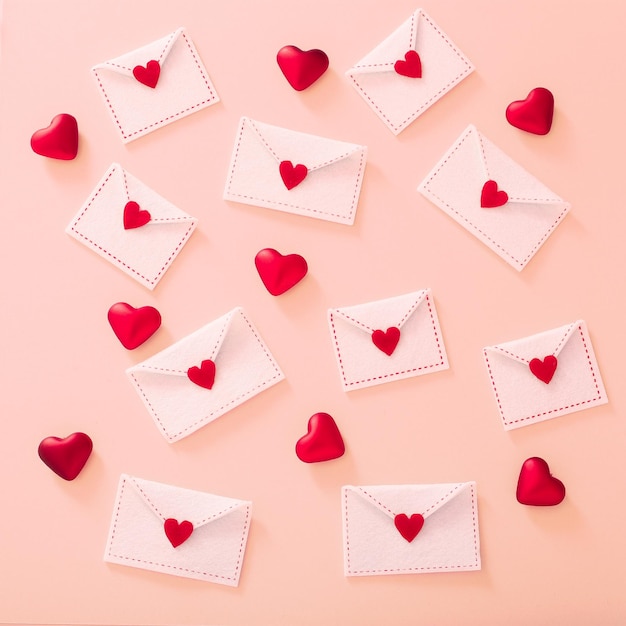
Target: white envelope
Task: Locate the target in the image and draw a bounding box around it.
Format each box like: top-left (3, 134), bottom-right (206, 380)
top-left (346, 9), bottom-right (474, 135)
top-left (66, 163), bottom-right (197, 290)
top-left (223, 117), bottom-right (367, 225)
top-left (418, 124), bottom-right (571, 271)
top-left (328, 289), bottom-right (448, 391)
top-left (104, 474), bottom-right (251, 586)
top-left (92, 27), bottom-right (219, 142)
top-left (483, 320), bottom-right (608, 430)
top-left (342, 483), bottom-right (480, 576)
top-left (127, 307), bottom-right (284, 442)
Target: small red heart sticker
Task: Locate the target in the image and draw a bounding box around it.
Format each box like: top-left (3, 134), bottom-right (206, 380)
top-left (279, 161), bottom-right (308, 190)
top-left (30, 113), bottom-right (79, 160)
top-left (295, 413), bottom-right (345, 463)
top-left (481, 180), bottom-right (508, 208)
top-left (133, 60), bottom-right (161, 88)
top-left (516, 457), bottom-right (566, 506)
top-left (506, 87), bottom-right (554, 135)
top-left (394, 50), bottom-right (422, 78)
top-left (276, 45), bottom-right (329, 91)
top-left (529, 355), bottom-right (558, 384)
top-left (254, 248), bottom-right (308, 296)
top-left (394, 513), bottom-right (424, 542)
top-left (38, 432), bottom-right (93, 481)
top-left (123, 201), bottom-right (151, 230)
top-left (371, 327), bottom-right (401, 356)
top-left (164, 518), bottom-right (194, 547)
top-left (107, 302), bottom-right (161, 350)
top-left (187, 360), bottom-right (216, 389)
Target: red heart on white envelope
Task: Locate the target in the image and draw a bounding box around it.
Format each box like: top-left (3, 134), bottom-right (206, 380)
top-left (529, 355), bottom-right (557, 384)
top-left (107, 302), bottom-right (161, 350)
top-left (276, 45), bottom-right (329, 91)
top-left (481, 180), bottom-right (508, 208)
top-left (123, 201), bottom-right (151, 230)
top-left (133, 60), bottom-right (161, 88)
top-left (394, 50), bottom-right (422, 78)
top-left (394, 513), bottom-right (424, 542)
top-left (279, 161), bottom-right (308, 190)
top-left (187, 360), bottom-right (216, 389)
top-left (516, 457), bottom-right (565, 506)
top-left (295, 413), bottom-right (345, 463)
top-left (372, 327), bottom-right (401, 356)
top-left (255, 248), bottom-right (308, 296)
top-left (30, 113), bottom-right (79, 160)
top-left (38, 432), bottom-right (93, 481)
top-left (506, 87), bottom-right (554, 135)
top-left (164, 518), bottom-right (194, 547)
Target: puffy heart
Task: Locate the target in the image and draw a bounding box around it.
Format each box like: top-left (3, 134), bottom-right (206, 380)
top-left (394, 50), bottom-right (422, 78)
top-left (279, 160), bottom-right (308, 190)
top-left (516, 457), bottom-right (566, 506)
top-left (480, 180), bottom-right (508, 208)
top-left (506, 87), bottom-right (554, 135)
top-left (123, 201), bottom-right (151, 229)
top-left (295, 413), bottom-right (345, 463)
top-left (371, 327), bottom-right (401, 356)
top-left (187, 360), bottom-right (216, 389)
top-left (276, 45), bottom-right (329, 91)
top-left (164, 518), bottom-right (194, 547)
top-left (133, 60), bottom-right (161, 88)
top-left (38, 432), bottom-right (93, 481)
top-left (107, 302), bottom-right (161, 350)
top-left (394, 513), bottom-right (424, 542)
top-left (254, 248), bottom-right (308, 296)
top-left (30, 113), bottom-right (79, 160)
top-left (529, 355), bottom-right (558, 384)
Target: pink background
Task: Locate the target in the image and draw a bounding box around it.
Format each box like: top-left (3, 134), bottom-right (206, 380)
top-left (1, 0), bottom-right (625, 623)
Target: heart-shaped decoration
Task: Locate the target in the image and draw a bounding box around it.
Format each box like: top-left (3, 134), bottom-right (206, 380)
top-left (394, 513), bottom-right (424, 542)
top-left (481, 180), bottom-right (508, 208)
top-left (516, 457), bottom-right (566, 506)
top-left (295, 413), bottom-right (345, 463)
top-left (133, 60), bottom-right (161, 88)
top-left (254, 248), bottom-right (308, 296)
top-left (107, 302), bottom-right (161, 350)
top-left (30, 113), bottom-right (79, 160)
top-left (38, 432), bottom-right (93, 481)
top-left (276, 45), bottom-right (329, 91)
top-left (506, 87), bottom-right (554, 135)
top-left (394, 50), bottom-right (422, 78)
top-left (371, 327), bottom-right (401, 356)
top-left (187, 360), bottom-right (216, 390)
top-left (279, 161), bottom-right (308, 190)
top-left (164, 518), bottom-right (194, 547)
top-left (529, 355), bottom-right (558, 384)
top-left (123, 201), bottom-right (151, 230)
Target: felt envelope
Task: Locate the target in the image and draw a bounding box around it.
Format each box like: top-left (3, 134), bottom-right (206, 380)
top-left (346, 9), bottom-right (474, 135)
top-left (418, 124), bottom-right (570, 271)
top-left (328, 289), bottom-right (448, 391)
top-left (104, 474), bottom-right (251, 586)
top-left (342, 483), bottom-right (480, 576)
top-left (223, 117), bottom-right (367, 225)
top-left (483, 320), bottom-right (608, 430)
top-left (127, 307), bottom-right (284, 442)
top-left (92, 27), bottom-right (219, 142)
top-left (66, 163), bottom-right (197, 290)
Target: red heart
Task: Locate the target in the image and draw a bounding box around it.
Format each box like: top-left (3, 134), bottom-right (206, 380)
top-left (30, 113), bottom-right (78, 160)
top-left (394, 513), bottom-right (424, 542)
top-left (371, 327), bottom-right (401, 356)
top-left (38, 432), bottom-right (93, 481)
top-left (133, 60), bottom-right (161, 88)
top-left (516, 457), bottom-right (566, 506)
top-left (279, 161), bottom-right (308, 190)
top-left (394, 50), bottom-right (422, 78)
top-left (123, 201), bottom-right (151, 230)
top-left (164, 518), bottom-right (194, 547)
top-left (481, 180), bottom-right (508, 208)
top-left (529, 355), bottom-right (558, 384)
top-left (295, 413), bottom-right (345, 463)
top-left (254, 248), bottom-right (308, 296)
top-left (506, 87), bottom-right (554, 135)
top-left (107, 302), bottom-right (161, 350)
top-left (187, 360), bottom-right (216, 389)
top-left (276, 45), bottom-right (329, 91)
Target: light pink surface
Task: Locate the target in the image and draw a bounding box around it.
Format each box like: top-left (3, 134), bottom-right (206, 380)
top-left (1, 0), bottom-right (625, 624)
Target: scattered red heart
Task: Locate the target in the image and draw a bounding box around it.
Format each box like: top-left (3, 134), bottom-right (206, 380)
top-left (254, 248), bottom-right (308, 296)
top-left (516, 457), bottom-right (566, 506)
top-left (38, 432), bottom-right (93, 481)
top-left (295, 413), bottom-right (345, 463)
top-left (506, 87), bottom-right (554, 135)
top-left (30, 113), bottom-right (79, 160)
top-left (276, 45), bottom-right (329, 91)
top-left (107, 302), bottom-right (161, 350)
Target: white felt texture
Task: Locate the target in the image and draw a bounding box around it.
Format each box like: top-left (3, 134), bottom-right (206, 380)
top-left (65, 163), bottom-right (197, 290)
top-left (483, 320), bottom-right (608, 430)
top-left (92, 28), bottom-right (219, 143)
top-left (342, 483), bottom-right (480, 576)
top-left (418, 125), bottom-right (570, 271)
top-left (346, 9), bottom-right (474, 135)
top-left (328, 289), bottom-right (448, 391)
top-left (127, 307), bottom-right (284, 442)
top-left (104, 475), bottom-right (251, 586)
top-left (223, 117), bottom-right (367, 225)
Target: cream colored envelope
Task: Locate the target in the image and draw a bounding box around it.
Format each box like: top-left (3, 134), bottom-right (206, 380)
top-left (127, 307), bottom-right (284, 442)
top-left (92, 27), bottom-right (219, 142)
top-left (104, 475), bottom-right (251, 586)
top-left (483, 320), bottom-right (608, 430)
top-left (223, 117), bottom-right (367, 225)
top-left (342, 483), bottom-right (480, 576)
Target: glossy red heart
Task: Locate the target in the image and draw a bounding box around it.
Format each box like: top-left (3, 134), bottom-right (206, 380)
top-left (255, 248), bottom-right (308, 296)
top-left (107, 302), bottom-right (161, 350)
top-left (38, 432), bottom-right (93, 481)
top-left (164, 518), bottom-right (194, 547)
top-left (279, 161), bottom-right (308, 190)
top-left (276, 45), bottom-right (329, 91)
top-left (394, 513), bottom-right (424, 542)
top-left (187, 360), bottom-right (216, 389)
top-left (529, 355), bottom-right (558, 384)
top-left (394, 50), bottom-right (422, 78)
top-left (30, 113), bottom-right (78, 160)
top-left (295, 413), bottom-right (345, 463)
top-left (481, 180), bottom-right (508, 208)
top-left (506, 87), bottom-right (554, 135)
top-left (133, 60), bottom-right (160, 88)
top-left (516, 457), bottom-right (565, 506)
top-left (123, 201), bottom-right (151, 230)
top-left (371, 327), bottom-right (401, 356)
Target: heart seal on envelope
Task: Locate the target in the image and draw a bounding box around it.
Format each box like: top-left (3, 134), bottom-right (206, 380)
top-left (133, 60), bottom-right (161, 88)
top-left (371, 327), bottom-right (401, 356)
top-left (516, 457), bottom-right (565, 506)
top-left (394, 50), bottom-right (422, 78)
top-left (164, 518), bottom-right (194, 547)
top-left (38, 432), bottom-right (93, 481)
top-left (481, 180), bottom-right (508, 208)
top-left (394, 513), bottom-right (424, 542)
top-left (295, 413), bottom-right (345, 463)
top-left (276, 45), bottom-right (329, 91)
top-left (529, 355), bottom-right (557, 384)
top-left (187, 360), bottom-right (216, 389)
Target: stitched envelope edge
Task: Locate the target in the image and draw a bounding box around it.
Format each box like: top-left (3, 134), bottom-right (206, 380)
top-left (483, 320), bottom-right (608, 429)
top-left (65, 163), bottom-right (198, 290)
